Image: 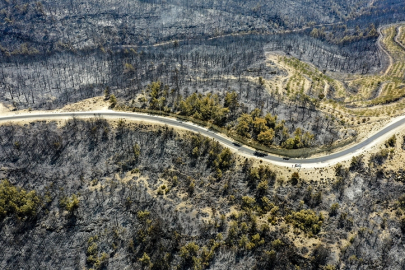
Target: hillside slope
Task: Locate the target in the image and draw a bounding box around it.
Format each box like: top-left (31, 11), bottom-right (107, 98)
top-left (1, 119), bottom-right (405, 269)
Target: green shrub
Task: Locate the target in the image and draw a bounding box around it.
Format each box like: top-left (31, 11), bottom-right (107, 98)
top-left (271, 239), bottom-right (284, 250)
top-left (242, 196), bottom-right (256, 210)
top-left (192, 146), bottom-right (199, 157)
top-left (157, 185), bottom-right (167, 195)
top-left (0, 179), bottom-right (41, 220)
top-left (248, 167), bottom-right (260, 183)
top-left (180, 242), bottom-right (199, 261)
top-left (133, 143), bottom-right (141, 160)
top-left (213, 148), bottom-right (233, 171)
top-left (286, 209), bottom-right (323, 235)
top-left (86, 237), bottom-right (109, 270)
top-left (60, 194), bottom-right (79, 213)
top-left (256, 180), bottom-right (269, 196)
top-left (139, 252), bottom-right (153, 269)
top-left (330, 203), bottom-right (339, 216)
top-left (137, 210), bottom-right (150, 221)
top-left (239, 234), bottom-right (255, 250)
top-left (109, 94), bottom-right (117, 107)
top-left (87, 242), bottom-right (98, 257)
top-left (261, 197), bottom-right (275, 213)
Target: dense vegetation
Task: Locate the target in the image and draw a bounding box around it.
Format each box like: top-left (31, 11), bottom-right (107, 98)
top-left (121, 80), bottom-right (317, 149)
top-left (0, 179), bottom-right (41, 220)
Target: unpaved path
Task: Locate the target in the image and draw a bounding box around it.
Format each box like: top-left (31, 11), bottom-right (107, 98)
top-left (1, 110), bottom-right (405, 169)
top-left (377, 25), bottom-right (394, 76)
top-left (394, 25), bottom-right (405, 51)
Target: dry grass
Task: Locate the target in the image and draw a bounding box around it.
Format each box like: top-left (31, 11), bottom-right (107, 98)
top-left (263, 24), bottom-right (405, 127)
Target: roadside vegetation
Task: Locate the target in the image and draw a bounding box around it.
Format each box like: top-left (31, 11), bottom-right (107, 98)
top-left (118, 81), bottom-right (346, 153)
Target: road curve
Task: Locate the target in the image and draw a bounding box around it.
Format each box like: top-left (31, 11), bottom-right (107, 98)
top-left (1, 111), bottom-right (405, 168)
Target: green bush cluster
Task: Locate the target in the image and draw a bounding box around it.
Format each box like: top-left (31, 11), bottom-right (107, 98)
top-left (286, 209), bottom-right (323, 236)
top-left (109, 94), bottom-right (117, 107)
top-left (200, 239), bottom-right (221, 268)
top-left (157, 184), bottom-right (169, 195)
top-left (136, 210), bottom-right (161, 244)
top-left (0, 179), bottom-right (41, 220)
top-left (147, 81), bottom-right (169, 110)
top-left (139, 252), bottom-right (153, 269)
top-left (179, 238), bottom-right (222, 270)
top-left (179, 93), bottom-right (230, 126)
top-left (235, 109), bottom-right (278, 143)
top-left (190, 135), bottom-right (209, 158)
top-left (226, 210), bottom-right (272, 250)
top-left (180, 242), bottom-right (201, 268)
top-left (188, 134), bottom-right (234, 178)
top-left (133, 143), bottom-right (141, 160)
top-left (136, 81), bottom-right (317, 150)
top-left (238, 233), bottom-right (265, 250)
top-left (208, 141), bottom-right (234, 178)
top-left (271, 239), bottom-right (284, 250)
top-left (86, 236), bottom-right (109, 270)
top-left (137, 210), bottom-right (150, 221)
top-left (60, 194), bottom-right (80, 214)
top-left (235, 109), bottom-right (314, 149)
top-left (282, 127), bottom-right (315, 149)
top-left (10, 43), bottom-right (39, 56)
top-left (242, 196), bottom-right (256, 210)
top-left (248, 165), bottom-right (276, 185)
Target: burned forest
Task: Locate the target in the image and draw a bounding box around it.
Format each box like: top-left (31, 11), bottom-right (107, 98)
top-left (1, 0), bottom-right (405, 269)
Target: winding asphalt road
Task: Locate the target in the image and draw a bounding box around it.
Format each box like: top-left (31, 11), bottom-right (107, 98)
top-left (1, 111), bottom-right (405, 168)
